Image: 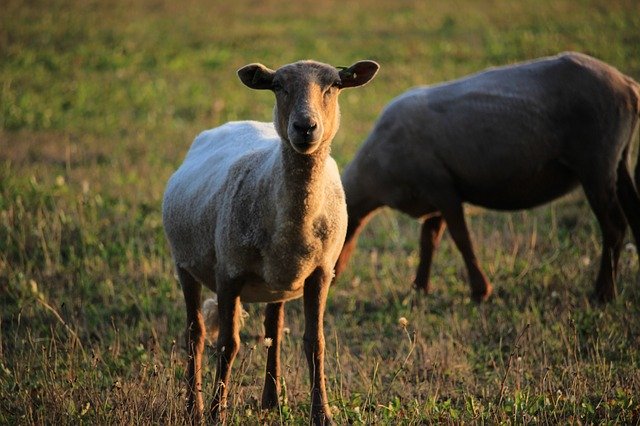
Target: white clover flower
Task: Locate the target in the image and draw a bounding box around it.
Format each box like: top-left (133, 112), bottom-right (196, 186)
top-left (263, 337), bottom-right (273, 348)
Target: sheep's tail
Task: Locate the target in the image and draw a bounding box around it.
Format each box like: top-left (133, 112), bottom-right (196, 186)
top-left (201, 295), bottom-right (250, 345)
top-left (620, 76), bottom-right (640, 255)
top-left (634, 78), bottom-right (640, 190)
top-left (202, 297), bottom-right (220, 343)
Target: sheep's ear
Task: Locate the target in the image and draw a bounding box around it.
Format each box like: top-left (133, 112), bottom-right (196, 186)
top-left (237, 63), bottom-right (275, 90)
top-left (338, 60), bottom-right (379, 88)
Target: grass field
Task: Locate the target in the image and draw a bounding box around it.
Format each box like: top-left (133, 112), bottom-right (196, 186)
top-left (2, 0), bottom-right (640, 424)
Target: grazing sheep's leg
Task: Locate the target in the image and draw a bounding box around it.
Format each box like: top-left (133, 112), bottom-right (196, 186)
top-left (335, 198), bottom-right (379, 279)
top-left (211, 285), bottom-right (242, 422)
top-left (303, 268), bottom-right (333, 425)
top-left (414, 214), bottom-right (446, 293)
top-left (335, 218), bottom-right (366, 279)
top-left (582, 183), bottom-right (627, 302)
top-left (262, 301), bottom-right (285, 409)
top-left (439, 201), bottom-right (493, 302)
top-left (636, 146), bottom-right (640, 192)
top-left (616, 158), bottom-right (640, 250)
top-left (178, 266), bottom-right (205, 422)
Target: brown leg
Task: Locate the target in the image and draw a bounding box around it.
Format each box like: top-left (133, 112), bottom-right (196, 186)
top-left (303, 268), bottom-right (333, 425)
top-left (413, 214), bottom-right (446, 293)
top-left (178, 266), bottom-right (205, 423)
top-left (334, 222), bottom-right (361, 279)
top-left (211, 282), bottom-right (242, 422)
top-left (262, 301), bottom-right (285, 409)
top-left (583, 181), bottom-right (626, 302)
top-left (334, 195), bottom-right (379, 280)
top-left (440, 201), bottom-right (493, 302)
top-left (635, 152), bottom-right (640, 194)
top-left (334, 214), bottom-right (374, 279)
top-left (616, 158), bottom-right (640, 249)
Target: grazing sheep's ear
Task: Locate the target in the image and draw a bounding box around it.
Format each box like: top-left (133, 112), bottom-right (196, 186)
top-left (338, 60), bottom-right (380, 88)
top-left (238, 63), bottom-right (275, 90)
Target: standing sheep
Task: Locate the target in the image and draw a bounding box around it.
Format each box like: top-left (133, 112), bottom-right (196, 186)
top-left (162, 59), bottom-right (378, 424)
top-left (335, 52), bottom-right (640, 302)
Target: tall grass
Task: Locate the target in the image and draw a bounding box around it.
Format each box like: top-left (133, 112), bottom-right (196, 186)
top-left (1, 0), bottom-right (639, 423)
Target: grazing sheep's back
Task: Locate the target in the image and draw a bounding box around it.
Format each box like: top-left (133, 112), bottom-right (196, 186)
top-left (162, 121), bottom-right (279, 276)
top-left (346, 52), bottom-right (636, 211)
top-left (337, 52), bottom-right (638, 304)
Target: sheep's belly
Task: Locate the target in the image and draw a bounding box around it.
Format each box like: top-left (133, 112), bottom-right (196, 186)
top-left (240, 283), bottom-right (304, 303)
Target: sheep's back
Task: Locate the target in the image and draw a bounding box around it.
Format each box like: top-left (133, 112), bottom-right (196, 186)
top-left (350, 52), bottom-right (637, 210)
top-left (162, 121), bottom-right (279, 269)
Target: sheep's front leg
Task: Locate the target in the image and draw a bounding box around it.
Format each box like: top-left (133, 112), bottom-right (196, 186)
top-left (303, 268), bottom-right (333, 425)
top-left (211, 284), bottom-right (242, 423)
top-left (178, 267), bottom-right (205, 423)
top-left (414, 214), bottom-right (446, 292)
top-left (262, 301), bottom-right (285, 409)
top-left (440, 200), bottom-right (493, 302)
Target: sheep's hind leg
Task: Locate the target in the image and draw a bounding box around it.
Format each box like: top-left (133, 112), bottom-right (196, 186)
top-left (414, 214), bottom-right (446, 293)
top-left (178, 266), bottom-right (205, 423)
top-left (210, 282), bottom-right (242, 422)
top-left (440, 200), bottom-right (493, 302)
top-left (616, 157), bottom-right (640, 252)
top-left (303, 268), bottom-right (334, 425)
top-left (582, 180), bottom-right (627, 302)
top-left (262, 301), bottom-right (285, 409)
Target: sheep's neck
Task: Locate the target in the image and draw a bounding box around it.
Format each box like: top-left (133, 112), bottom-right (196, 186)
top-left (279, 141), bottom-right (330, 224)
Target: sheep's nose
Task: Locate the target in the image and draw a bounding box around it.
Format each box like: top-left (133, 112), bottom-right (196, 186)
top-left (292, 120), bottom-right (318, 135)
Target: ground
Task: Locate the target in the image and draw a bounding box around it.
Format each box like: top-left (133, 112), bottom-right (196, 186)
top-left (1, 0), bottom-right (639, 423)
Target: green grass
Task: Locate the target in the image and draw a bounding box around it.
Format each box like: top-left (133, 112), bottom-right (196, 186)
top-left (1, 0), bottom-right (640, 423)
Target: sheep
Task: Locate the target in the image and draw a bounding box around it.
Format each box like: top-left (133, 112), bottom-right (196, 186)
top-left (162, 59), bottom-right (379, 424)
top-left (334, 52), bottom-right (640, 303)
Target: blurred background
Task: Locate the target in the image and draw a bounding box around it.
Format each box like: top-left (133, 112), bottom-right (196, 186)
top-left (1, 0), bottom-right (639, 423)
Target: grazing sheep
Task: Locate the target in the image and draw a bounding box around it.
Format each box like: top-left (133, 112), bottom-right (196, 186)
top-left (162, 59), bottom-right (378, 424)
top-left (335, 52), bottom-right (640, 302)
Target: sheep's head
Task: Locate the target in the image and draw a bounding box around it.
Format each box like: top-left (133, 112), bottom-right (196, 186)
top-left (238, 60), bottom-right (379, 154)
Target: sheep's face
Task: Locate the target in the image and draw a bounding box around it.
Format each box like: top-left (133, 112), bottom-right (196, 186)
top-left (238, 60), bottom-right (379, 154)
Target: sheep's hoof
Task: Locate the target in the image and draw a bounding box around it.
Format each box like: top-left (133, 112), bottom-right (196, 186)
top-left (591, 286), bottom-right (616, 304)
top-left (311, 412), bottom-right (334, 426)
top-left (185, 408), bottom-right (203, 426)
top-left (409, 287), bottom-right (430, 310)
top-left (412, 280), bottom-right (432, 294)
top-left (261, 388), bottom-right (280, 410)
top-left (471, 282), bottom-right (493, 303)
